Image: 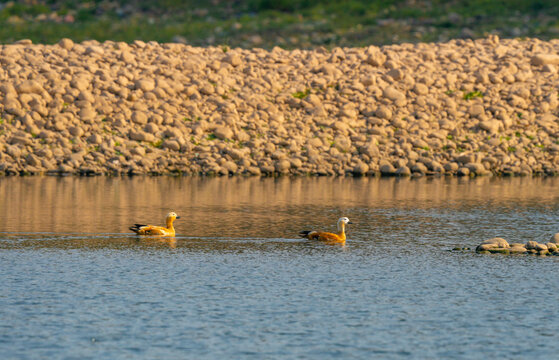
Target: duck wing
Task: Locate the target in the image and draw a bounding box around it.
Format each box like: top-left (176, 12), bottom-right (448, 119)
top-left (299, 230), bottom-right (342, 242)
top-left (130, 224), bottom-right (168, 235)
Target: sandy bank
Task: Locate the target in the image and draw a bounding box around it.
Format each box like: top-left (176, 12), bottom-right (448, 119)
top-left (0, 36), bottom-right (558, 176)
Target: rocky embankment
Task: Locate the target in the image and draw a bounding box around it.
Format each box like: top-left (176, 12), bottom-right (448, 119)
top-left (476, 233), bottom-right (559, 256)
top-left (0, 36), bottom-right (558, 176)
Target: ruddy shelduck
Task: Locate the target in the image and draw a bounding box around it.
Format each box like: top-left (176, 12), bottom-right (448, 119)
top-left (129, 212), bottom-right (180, 236)
top-left (299, 217), bottom-right (353, 243)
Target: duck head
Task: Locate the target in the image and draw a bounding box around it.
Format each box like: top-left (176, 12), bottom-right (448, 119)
top-left (166, 212), bottom-right (180, 227)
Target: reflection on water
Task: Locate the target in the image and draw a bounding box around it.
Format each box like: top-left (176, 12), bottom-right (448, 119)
top-left (1, 176), bottom-right (559, 359)
top-left (1, 176), bottom-right (558, 237)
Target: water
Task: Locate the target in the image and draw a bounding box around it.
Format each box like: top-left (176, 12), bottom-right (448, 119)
top-left (1, 176), bottom-right (559, 359)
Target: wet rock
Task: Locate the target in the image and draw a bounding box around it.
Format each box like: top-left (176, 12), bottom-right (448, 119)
top-left (353, 162), bottom-right (369, 176)
top-left (476, 237), bottom-right (509, 252)
top-left (380, 163), bottom-right (396, 175)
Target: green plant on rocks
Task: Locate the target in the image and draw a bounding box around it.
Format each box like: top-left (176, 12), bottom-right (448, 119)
top-left (463, 90), bottom-right (483, 100)
top-left (292, 89), bottom-right (310, 99)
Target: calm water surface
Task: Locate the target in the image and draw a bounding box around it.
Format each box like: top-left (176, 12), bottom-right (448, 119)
top-left (1, 177), bottom-right (559, 359)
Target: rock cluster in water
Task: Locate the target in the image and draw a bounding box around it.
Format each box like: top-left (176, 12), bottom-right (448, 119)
top-left (476, 233), bottom-right (559, 256)
top-left (1, 36), bottom-right (559, 176)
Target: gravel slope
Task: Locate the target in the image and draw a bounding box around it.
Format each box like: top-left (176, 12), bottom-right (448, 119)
top-left (0, 36), bottom-right (558, 176)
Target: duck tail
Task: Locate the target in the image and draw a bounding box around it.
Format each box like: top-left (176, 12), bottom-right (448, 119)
top-left (299, 230), bottom-right (312, 238)
top-left (129, 224), bottom-right (146, 233)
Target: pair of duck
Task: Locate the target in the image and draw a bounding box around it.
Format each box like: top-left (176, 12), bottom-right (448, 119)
top-left (130, 212), bottom-right (353, 243)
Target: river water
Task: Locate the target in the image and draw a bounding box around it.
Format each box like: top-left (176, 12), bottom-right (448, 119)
top-left (1, 176), bottom-right (558, 359)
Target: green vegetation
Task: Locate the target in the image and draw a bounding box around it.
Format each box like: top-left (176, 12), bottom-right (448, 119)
top-left (463, 91), bottom-right (484, 100)
top-left (507, 146), bottom-right (517, 153)
top-left (206, 133), bottom-right (217, 141)
top-left (292, 89), bottom-right (310, 99)
top-left (0, 1), bottom-right (557, 47)
top-left (151, 139), bottom-right (163, 148)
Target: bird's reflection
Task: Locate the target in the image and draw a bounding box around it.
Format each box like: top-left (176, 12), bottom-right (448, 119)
top-left (133, 236), bottom-right (177, 249)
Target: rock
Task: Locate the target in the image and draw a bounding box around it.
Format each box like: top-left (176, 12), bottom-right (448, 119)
top-left (546, 243), bottom-right (557, 252)
top-left (478, 237), bottom-right (510, 250)
top-left (87, 134), bottom-right (103, 144)
top-left (413, 83), bottom-right (428, 95)
top-left (525, 241), bottom-right (543, 250)
top-left (479, 120), bottom-right (500, 133)
top-left (69, 126), bottom-right (84, 137)
top-left (223, 53), bottom-right (242, 67)
top-left (58, 38), bottom-right (74, 50)
top-left (131, 111), bottom-right (148, 124)
top-left (375, 106), bottom-right (392, 119)
top-left (214, 126), bottom-right (233, 140)
top-left (129, 130), bottom-right (155, 142)
top-left (395, 166), bottom-right (411, 176)
top-left (550, 233), bottom-right (559, 244)
top-left (162, 139), bottom-right (180, 151)
top-left (16, 80), bottom-right (44, 94)
top-left (134, 79), bottom-right (155, 92)
top-left (380, 163), bottom-right (396, 175)
top-left (444, 162), bottom-right (459, 172)
top-left (353, 162), bottom-right (369, 176)
top-left (531, 54), bottom-right (559, 66)
top-left (382, 86), bottom-right (405, 102)
top-left (509, 245), bottom-right (527, 254)
top-left (469, 104), bottom-right (484, 117)
top-left (411, 162), bottom-right (427, 174)
top-left (6, 145), bottom-right (22, 158)
top-left (457, 167), bottom-right (470, 176)
top-left (275, 159), bottom-right (291, 172)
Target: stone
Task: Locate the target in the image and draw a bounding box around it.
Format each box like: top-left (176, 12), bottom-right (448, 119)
top-left (375, 106), bottom-right (392, 120)
top-left (546, 243), bottom-right (557, 252)
top-left (223, 53), bottom-right (242, 67)
top-left (550, 233), bottom-right (559, 244)
top-left (382, 86), bottom-right (405, 102)
top-left (16, 80), bottom-right (44, 94)
top-left (380, 163), bottom-right (396, 175)
top-left (457, 167), bottom-right (470, 176)
top-left (353, 162), bottom-right (369, 176)
top-left (413, 83), bottom-right (428, 95)
top-left (479, 120), bottom-right (500, 133)
top-left (134, 79), bottom-right (155, 92)
top-left (531, 54), bottom-right (559, 66)
top-left (162, 139), bottom-right (181, 151)
top-left (480, 237), bottom-right (510, 249)
top-left (129, 131), bottom-right (155, 142)
top-left (525, 241), bottom-right (541, 250)
top-left (275, 159), bottom-right (291, 172)
top-left (214, 126), bottom-right (233, 140)
top-left (396, 166), bottom-right (411, 176)
top-left (87, 134), bottom-right (103, 144)
top-left (131, 111), bottom-right (148, 124)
